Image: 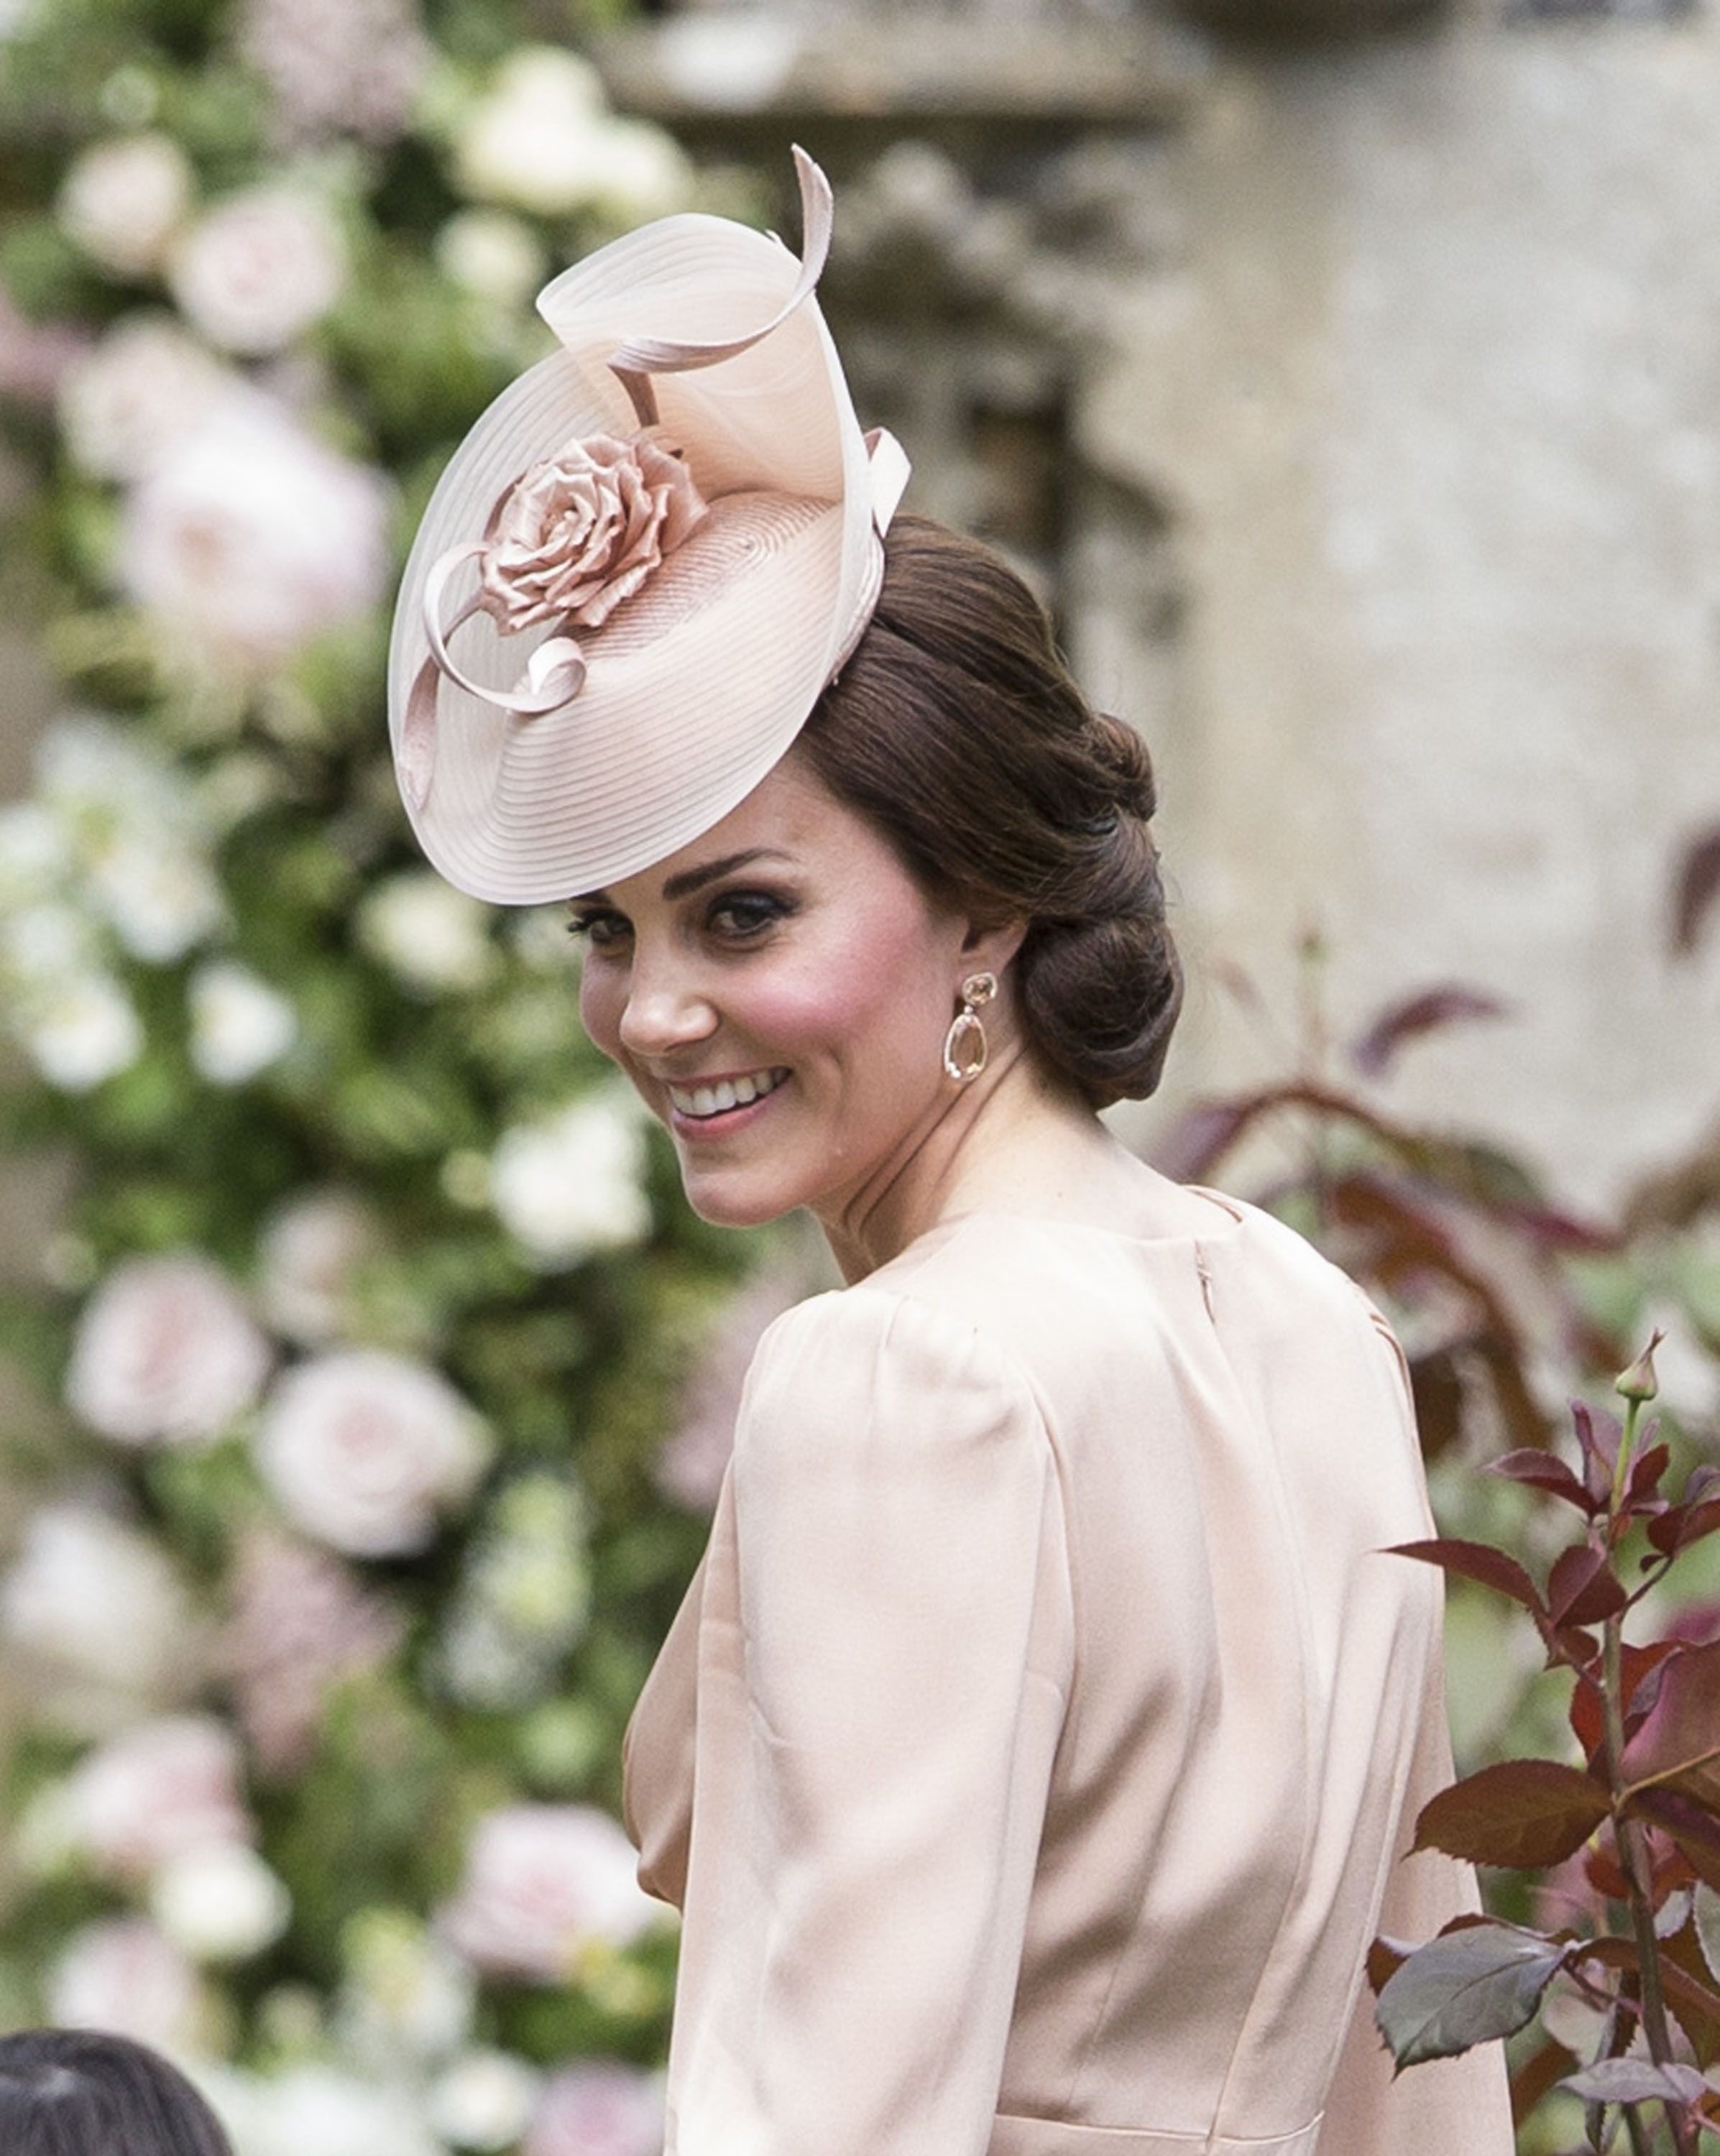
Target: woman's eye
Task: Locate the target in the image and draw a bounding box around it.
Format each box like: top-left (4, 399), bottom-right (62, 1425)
top-left (566, 908), bottom-right (630, 949)
top-left (709, 891), bottom-right (789, 939)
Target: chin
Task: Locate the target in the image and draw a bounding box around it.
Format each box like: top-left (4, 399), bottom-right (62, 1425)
top-left (678, 1171), bottom-right (803, 1231)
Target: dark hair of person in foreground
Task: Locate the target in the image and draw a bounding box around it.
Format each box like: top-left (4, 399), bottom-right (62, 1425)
top-left (0, 2028), bottom-right (234, 2156)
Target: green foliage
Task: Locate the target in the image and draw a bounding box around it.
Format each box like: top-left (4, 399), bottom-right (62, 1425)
top-left (0, 0), bottom-right (729, 2147)
top-left (1174, 946), bottom-right (1720, 2151)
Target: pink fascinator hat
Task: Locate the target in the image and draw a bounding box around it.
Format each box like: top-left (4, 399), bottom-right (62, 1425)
top-left (387, 149), bottom-right (911, 904)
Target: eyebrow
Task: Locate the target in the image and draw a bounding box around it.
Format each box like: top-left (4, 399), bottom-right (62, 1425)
top-left (573, 848), bottom-right (795, 909)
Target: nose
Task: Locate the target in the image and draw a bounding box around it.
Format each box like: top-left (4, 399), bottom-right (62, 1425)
top-left (615, 946), bottom-right (719, 1063)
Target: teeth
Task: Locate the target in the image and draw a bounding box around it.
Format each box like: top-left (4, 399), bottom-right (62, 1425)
top-left (668, 1068), bottom-right (786, 1120)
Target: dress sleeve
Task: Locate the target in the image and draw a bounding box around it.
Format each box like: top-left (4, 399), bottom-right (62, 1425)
top-left (1315, 1590), bottom-right (1517, 2154)
top-left (663, 1286), bottom-right (1075, 2156)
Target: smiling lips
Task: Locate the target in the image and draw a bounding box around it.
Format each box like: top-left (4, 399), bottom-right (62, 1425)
top-left (666, 1067), bottom-right (791, 1120)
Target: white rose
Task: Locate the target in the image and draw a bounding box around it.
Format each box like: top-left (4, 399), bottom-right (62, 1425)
top-left (339, 1907), bottom-right (475, 2065)
top-left (256, 1350), bottom-right (490, 1557)
top-left (0, 799), bottom-right (72, 905)
top-left (430, 2050), bottom-right (541, 2152)
top-left (583, 119), bottom-right (693, 226)
top-left (66, 1252), bottom-right (272, 1447)
top-left (490, 1092), bottom-right (650, 1268)
top-left (189, 959), bottom-right (298, 1084)
top-left (37, 708), bottom-right (198, 837)
top-left (1, 901), bottom-right (98, 985)
top-left (65, 1713), bottom-right (251, 1881)
top-left (152, 1840), bottom-right (292, 1962)
top-left (20, 972), bottom-right (144, 1090)
top-left (242, 2065), bottom-right (442, 2156)
top-left (437, 1606), bottom-right (545, 1712)
top-left (258, 1190), bottom-right (382, 1343)
top-left (439, 1472), bottom-right (591, 1708)
top-left (48, 1918), bottom-right (206, 2053)
top-left (58, 133), bottom-right (193, 276)
top-left (168, 185), bottom-right (346, 356)
top-left (119, 391), bottom-right (390, 663)
top-left (524, 2061), bottom-right (665, 2156)
top-left (88, 832), bottom-right (226, 962)
top-left (58, 315), bottom-right (229, 482)
top-left (0, 1505), bottom-right (198, 1727)
top-left (434, 210), bottom-right (546, 310)
top-left (359, 871), bottom-right (498, 995)
top-left (452, 50), bottom-right (614, 217)
top-left (438, 1804), bottom-right (655, 1982)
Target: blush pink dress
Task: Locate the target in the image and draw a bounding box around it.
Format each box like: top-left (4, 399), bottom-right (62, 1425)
top-left (622, 1191), bottom-right (1515, 2155)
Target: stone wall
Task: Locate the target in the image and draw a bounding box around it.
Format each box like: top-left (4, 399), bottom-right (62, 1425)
top-left (1075, 13), bottom-right (1720, 1208)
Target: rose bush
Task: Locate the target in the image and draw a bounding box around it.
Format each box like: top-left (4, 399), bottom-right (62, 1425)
top-left (0, 7), bottom-right (748, 2147)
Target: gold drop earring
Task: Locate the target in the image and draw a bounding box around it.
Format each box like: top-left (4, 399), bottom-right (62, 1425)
top-left (942, 972), bottom-right (997, 1083)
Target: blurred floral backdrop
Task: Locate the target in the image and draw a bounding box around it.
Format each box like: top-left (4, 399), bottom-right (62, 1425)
top-left (3, 0), bottom-right (1720, 2150)
top-left (0, 2), bottom-right (801, 2151)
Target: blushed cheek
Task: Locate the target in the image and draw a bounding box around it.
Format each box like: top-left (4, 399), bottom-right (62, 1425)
top-left (579, 972), bottom-right (623, 1069)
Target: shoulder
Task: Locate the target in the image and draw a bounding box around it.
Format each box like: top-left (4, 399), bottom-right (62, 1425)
top-left (736, 1270), bottom-right (1049, 1473)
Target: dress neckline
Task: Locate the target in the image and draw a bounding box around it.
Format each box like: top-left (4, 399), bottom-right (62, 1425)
top-left (874, 1185), bottom-right (1254, 1275)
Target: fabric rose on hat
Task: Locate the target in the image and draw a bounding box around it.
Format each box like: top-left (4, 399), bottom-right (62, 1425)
top-left (479, 431), bottom-right (707, 635)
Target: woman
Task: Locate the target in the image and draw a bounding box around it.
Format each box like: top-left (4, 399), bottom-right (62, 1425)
top-left (0, 2028), bottom-right (234, 2156)
top-left (390, 154), bottom-right (1514, 2155)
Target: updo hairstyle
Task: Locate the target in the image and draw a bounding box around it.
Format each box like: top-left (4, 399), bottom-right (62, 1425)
top-left (799, 516), bottom-right (1182, 1107)
top-left (0, 2027), bottom-right (234, 2156)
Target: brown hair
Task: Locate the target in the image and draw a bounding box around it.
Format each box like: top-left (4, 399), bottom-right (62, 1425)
top-left (799, 515), bottom-right (1182, 1107)
top-left (0, 2029), bottom-right (234, 2156)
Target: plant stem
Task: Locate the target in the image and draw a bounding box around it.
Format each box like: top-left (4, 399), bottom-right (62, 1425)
top-left (1601, 1396), bottom-right (1696, 2156)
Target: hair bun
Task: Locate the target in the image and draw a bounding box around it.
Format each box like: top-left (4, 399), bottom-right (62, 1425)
top-left (800, 515), bottom-right (1184, 1107)
top-left (1087, 710), bottom-right (1158, 824)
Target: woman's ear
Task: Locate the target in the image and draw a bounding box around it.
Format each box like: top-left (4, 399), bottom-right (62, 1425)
top-left (961, 916), bottom-right (1027, 982)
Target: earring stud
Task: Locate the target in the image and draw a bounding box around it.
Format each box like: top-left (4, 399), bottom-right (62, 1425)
top-left (942, 972), bottom-right (997, 1083)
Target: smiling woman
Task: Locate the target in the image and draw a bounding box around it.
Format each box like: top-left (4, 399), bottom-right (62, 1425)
top-left (385, 153), bottom-right (1514, 2156)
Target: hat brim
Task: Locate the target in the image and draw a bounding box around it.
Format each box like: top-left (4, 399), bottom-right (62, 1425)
top-left (387, 201), bottom-right (881, 906)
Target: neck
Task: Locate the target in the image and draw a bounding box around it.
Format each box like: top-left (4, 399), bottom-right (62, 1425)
top-left (813, 1044), bottom-right (1120, 1284)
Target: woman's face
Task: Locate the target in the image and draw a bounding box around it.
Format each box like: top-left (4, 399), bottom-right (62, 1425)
top-left (575, 753), bottom-right (975, 1230)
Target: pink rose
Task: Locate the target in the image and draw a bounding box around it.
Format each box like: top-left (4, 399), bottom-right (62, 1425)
top-left (524, 2062), bottom-right (664, 2156)
top-left (438, 1805), bottom-right (655, 1983)
top-left (479, 431), bottom-right (707, 635)
top-left (221, 1527), bottom-right (403, 1773)
top-left (655, 1258), bottom-right (811, 1513)
top-left (0, 1505), bottom-right (200, 1731)
top-left (120, 391), bottom-right (390, 663)
top-left (65, 1253), bottom-right (272, 1449)
top-left (65, 1714), bottom-right (252, 1881)
top-left (48, 1918), bottom-right (206, 2053)
top-left (167, 185), bottom-right (346, 356)
top-left (255, 1350), bottom-right (489, 1558)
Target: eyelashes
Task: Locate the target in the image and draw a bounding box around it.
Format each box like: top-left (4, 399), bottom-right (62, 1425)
top-left (565, 889), bottom-right (796, 948)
